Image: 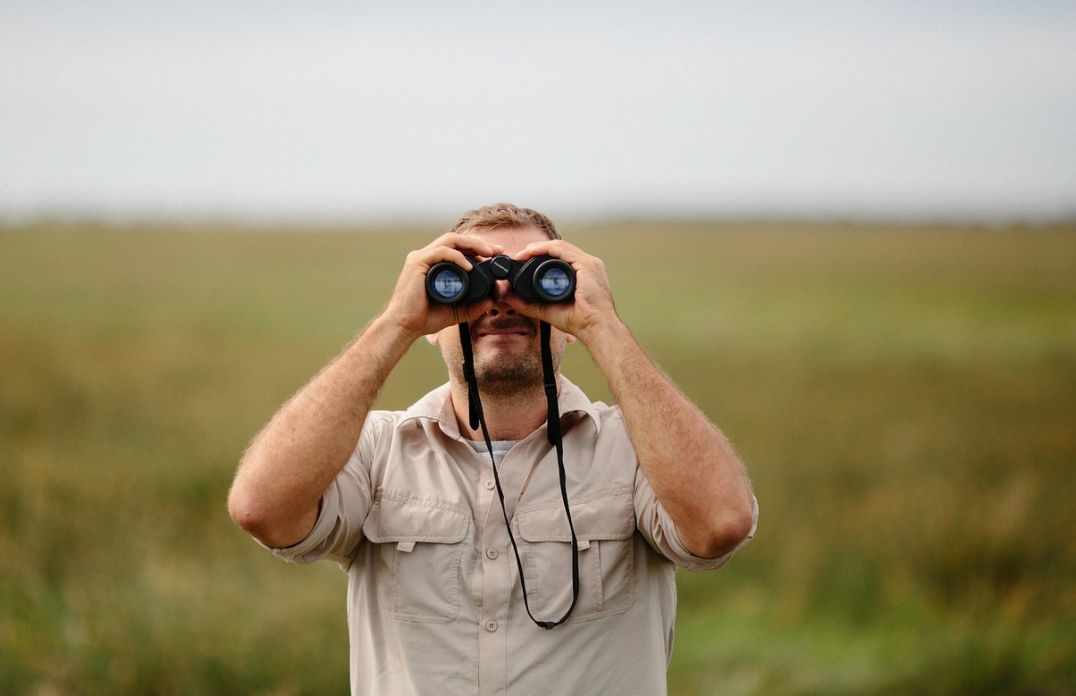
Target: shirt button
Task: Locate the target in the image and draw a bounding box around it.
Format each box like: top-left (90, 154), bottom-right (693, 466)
top-left (483, 480), bottom-right (496, 490)
top-left (486, 548), bottom-right (499, 560)
top-left (485, 620), bottom-right (498, 632)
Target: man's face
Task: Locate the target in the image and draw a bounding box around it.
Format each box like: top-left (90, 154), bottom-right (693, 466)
top-left (428, 226), bottom-right (571, 397)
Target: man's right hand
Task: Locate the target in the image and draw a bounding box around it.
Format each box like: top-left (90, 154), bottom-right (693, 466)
top-left (384, 233), bottom-right (503, 339)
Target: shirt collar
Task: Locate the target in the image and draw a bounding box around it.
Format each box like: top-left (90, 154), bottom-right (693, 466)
top-left (402, 376), bottom-right (601, 440)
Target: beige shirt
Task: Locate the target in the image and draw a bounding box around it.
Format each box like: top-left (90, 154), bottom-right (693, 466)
top-left (268, 377), bottom-right (757, 696)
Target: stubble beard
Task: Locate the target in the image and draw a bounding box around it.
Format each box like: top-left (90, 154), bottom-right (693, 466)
top-left (473, 349), bottom-right (545, 399)
top-left (444, 332), bottom-right (565, 402)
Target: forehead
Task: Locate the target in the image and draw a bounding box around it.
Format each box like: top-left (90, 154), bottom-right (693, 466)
top-left (464, 225), bottom-right (547, 254)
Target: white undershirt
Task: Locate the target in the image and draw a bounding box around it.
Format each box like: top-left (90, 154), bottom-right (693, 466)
top-left (466, 439), bottom-right (519, 469)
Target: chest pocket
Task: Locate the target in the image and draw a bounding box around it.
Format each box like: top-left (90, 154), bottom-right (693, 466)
top-left (515, 489), bottom-right (636, 623)
top-left (361, 490), bottom-right (470, 623)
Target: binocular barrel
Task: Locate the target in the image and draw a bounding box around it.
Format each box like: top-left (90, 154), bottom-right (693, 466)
top-left (426, 254), bottom-right (575, 305)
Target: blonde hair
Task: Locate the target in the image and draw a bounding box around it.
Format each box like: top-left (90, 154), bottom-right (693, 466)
top-left (448, 203), bottom-right (561, 240)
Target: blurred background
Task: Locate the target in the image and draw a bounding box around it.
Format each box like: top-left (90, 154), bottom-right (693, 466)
top-left (1, 1), bottom-right (1074, 695)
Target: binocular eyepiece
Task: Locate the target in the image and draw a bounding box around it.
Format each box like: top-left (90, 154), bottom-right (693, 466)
top-left (426, 254), bottom-right (576, 305)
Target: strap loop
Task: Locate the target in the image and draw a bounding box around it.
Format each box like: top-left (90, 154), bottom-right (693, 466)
top-left (459, 320), bottom-right (579, 628)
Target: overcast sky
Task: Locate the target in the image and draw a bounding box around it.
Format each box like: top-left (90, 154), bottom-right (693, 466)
top-left (1, 0), bottom-right (1073, 223)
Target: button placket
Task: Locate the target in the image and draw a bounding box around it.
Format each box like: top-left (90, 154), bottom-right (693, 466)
top-left (477, 475), bottom-right (510, 696)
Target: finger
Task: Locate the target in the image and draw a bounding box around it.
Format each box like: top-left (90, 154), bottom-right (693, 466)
top-left (422, 246), bottom-right (477, 271)
top-left (424, 298), bottom-right (494, 335)
top-left (420, 236), bottom-right (505, 272)
top-left (433, 233), bottom-right (504, 260)
top-left (516, 239), bottom-right (579, 262)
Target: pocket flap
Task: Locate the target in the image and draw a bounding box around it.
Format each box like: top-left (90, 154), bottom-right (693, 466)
top-left (362, 490), bottom-right (469, 544)
top-left (517, 490), bottom-right (634, 543)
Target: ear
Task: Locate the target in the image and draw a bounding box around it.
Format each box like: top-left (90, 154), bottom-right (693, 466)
top-left (425, 333), bottom-right (440, 345)
top-left (566, 334), bottom-right (577, 344)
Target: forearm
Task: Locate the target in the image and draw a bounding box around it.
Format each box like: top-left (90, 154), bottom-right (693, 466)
top-left (228, 312), bottom-right (416, 547)
top-left (583, 320), bottom-right (755, 558)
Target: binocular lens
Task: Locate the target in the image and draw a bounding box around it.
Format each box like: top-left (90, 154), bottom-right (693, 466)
top-left (430, 267), bottom-right (465, 301)
top-left (537, 266), bottom-right (572, 299)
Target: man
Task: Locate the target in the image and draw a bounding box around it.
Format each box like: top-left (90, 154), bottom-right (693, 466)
top-left (228, 203), bottom-right (757, 695)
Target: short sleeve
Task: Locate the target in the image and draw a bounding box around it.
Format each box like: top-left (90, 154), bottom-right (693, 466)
top-left (633, 467), bottom-right (758, 572)
top-left (261, 418), bottom-right (380, 570)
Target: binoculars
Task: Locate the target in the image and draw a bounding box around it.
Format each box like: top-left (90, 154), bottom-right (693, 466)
top-left (426, 254), bottom-right (575, 305)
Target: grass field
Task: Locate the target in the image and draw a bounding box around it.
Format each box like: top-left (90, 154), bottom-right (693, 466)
top-left (2, 219), bottom-right (1074, 695)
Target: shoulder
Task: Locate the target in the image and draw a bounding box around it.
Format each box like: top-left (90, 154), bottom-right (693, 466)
top-left (361, 383), bottom-right (453, 437)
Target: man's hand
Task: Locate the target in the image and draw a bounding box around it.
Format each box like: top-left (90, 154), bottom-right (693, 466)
top-left (385, 233), bottom-right (503, 339)
top-left (501, 239), bottom-right (622, 345)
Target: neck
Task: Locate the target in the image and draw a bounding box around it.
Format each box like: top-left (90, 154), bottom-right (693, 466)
top-left (449, 378), bottom-right (550, 442)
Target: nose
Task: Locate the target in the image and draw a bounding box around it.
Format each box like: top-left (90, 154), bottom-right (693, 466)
top-left (487, 280), bottom-right (517, 316)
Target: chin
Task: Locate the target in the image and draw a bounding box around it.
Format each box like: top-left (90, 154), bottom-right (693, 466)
top-left (475, 356), bottom-right (544, 390)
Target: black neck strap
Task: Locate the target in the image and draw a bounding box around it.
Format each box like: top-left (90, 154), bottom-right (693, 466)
top-left (459, 322), bottom-right (483, 432)
top-left (540, 321), bottom-right (562, 445)
top-left (458, 320), bottom-right (579, 629)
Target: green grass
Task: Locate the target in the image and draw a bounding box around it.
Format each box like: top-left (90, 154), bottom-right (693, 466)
top-left (2, 220), bottom-right (1074, 695)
